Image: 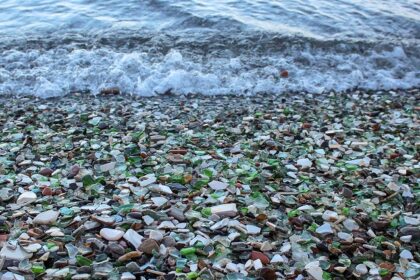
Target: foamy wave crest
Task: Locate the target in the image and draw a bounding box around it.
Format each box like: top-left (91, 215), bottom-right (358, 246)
top-left (0, 42), bottom-right (419, 98)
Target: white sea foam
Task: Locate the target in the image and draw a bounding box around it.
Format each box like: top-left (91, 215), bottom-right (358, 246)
top-left (0, 0), bottom-right (418, 97)
top-left (0, 44), bottom-right (418, 98)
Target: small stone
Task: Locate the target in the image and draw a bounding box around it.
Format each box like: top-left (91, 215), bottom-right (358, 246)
top-left (271, 254), bottom-right (284, 263)
top-left (40, 168), bottom-right (53, 177)
top-left (337, 232), bottom-right (353, 243)
top-left (100, 162), bottom-right (116, 172)
top-left (151, 197), bottom-right (168, 207)
top-left (322, 210), bottom-right (338, 221)
top-left (139, 174), bottom-right (156, 187)
top-left (341, 187), bottom-right (353, 198)
top-left (46, 227), bottom-right (64, 237)
top-left (208, 180), bottom-right (228, 190)
top-left (253, 259), bottom-right (263, 270)
top-left (121, 272), bottom-right (136, 280)
top-left (0, 234), bottom-right (8, 247)
top-left (169, 148), bottom-right (188, 155)
top-left (401, 185), bottom-right (414, 198)
top-left (286, 164), bottom-right (298, 171)
top-left (158, 221), bottom-right (175, 229)
top-left (334, 266), bottom-right (347, 273)
top-left (400, 226), bottom-right (420, 239)
top-left (387, 182), bottom-right (400, 192)
top-left (251, 251), bottom-right (270, 265)
top-left (139, 238), bottom-right (159, 254)
top-left (350, 142), bottom-right (368, 147)
top-left (123, 229), bottom-right (143, 249)
top-left (42, 187), bottom-right (53, 196)
top-left (99, 228), bottom-right (124, 241)
top-left (169, 206), bottom-right (186, 221)
top-left (373, 190), bottom-right (387, 197)
top-left (259, 268), bottom-right (277, 280)
top-left (399, 249), bottom-right (413, 259)
top-left (2, 272), bottom-right (25, 280)
top-left (305, 262), bottom-right (323, 280)
top-left (118, 251), bottom-right (142, 263)
top-left (400, 235), bottom-right (412, 243)
top-left (162, 236), bottom-right (176, 247)
top-left (297, 158), bottom-right (312, 169)
top-left (260, 241), bottom-right (273, 252)
top-left (343, 219), bottom-right (359, 231)
top-left (316, 223), bottom-right (333, 234)
top-left (369, 266), bottom-right (380, 275)
top-left (280, 242), bottom-right (291, 254)
top-left (50, 268), bottom-right (70, 278)
top-left (86, 238), bottom-right (105, 251)
top-left (280, 70), bottom-right (289, 78)
top-left (69, 165), bottom-right (80, 177)
top-left (149, 230), bottom-right (164, 241)
top-left (403, 216), bottom-right (419, 226)
top-left (92, 215), bottom-right (115, 226)
top-left (98, 122), bottom-right (108, 130)
top-left (19, 233), bottom-right (29, 240)
top-left (72, 274), bottom-right (91, 280)
top-left (149, 184), bottom-right (173, 194)
top-left (379, 262), bottom-right (395, 273)
top-left (371, 220), bottom-right (390, 230)
top-left (189, 235), bottom-right (209, 247)
top-left (346, 157), bottom-right (370, 167)
top-left (246, 225), bottom-right (261, 235)
top-left (16, 191), bottom-right (37, 204)
top-left (210, 203), bottom-right (237, 217)
top-left (33, 210), bottom-right (59, 225)
top-left (167, 153), bottom-right (184, 163)
top-left (27, 228), bottom-right (43, 238)
top-left (106, 243), bottom-right (125, 255)
top-left (167, 183), bottom-right (187, 192)
top-left (226, 262), bottom-right (239, 272)
top-left (22, 243), bottom-right (41, 253)
top-left (0, 243), bottom-right (33, 260)
top-left (84, 221), bottom-right (100, 230)
top-left (143, 215), bottom-right (154, 225)
top-left (126, 262), bottom-right (141, 273)
top-left (88, 116), bottom-right (102, 126)
top-left (355, 264), bottom-right (368, 275)
top-left (100, 87), bottom-right (120, 95)
top-left (366, 229), bottom-right (376, 238)
top-left (16, 174), bottom-right (32, 185)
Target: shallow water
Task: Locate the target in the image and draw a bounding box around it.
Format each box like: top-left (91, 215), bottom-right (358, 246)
top-left (0, 0), bottom-right (419, 97)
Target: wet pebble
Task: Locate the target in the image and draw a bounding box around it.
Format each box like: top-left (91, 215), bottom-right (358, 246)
top-left (33, 210), bottom-right (59, 225)
top-left (99, 228), bottom-right (124, 241)
top-left (139, 238), bottom-right (159, 254)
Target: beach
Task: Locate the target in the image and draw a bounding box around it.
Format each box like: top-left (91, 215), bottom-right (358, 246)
top-left (0, 89), bottom-right (419, 279)
top-left (1, 0), bottom-right (419, 279)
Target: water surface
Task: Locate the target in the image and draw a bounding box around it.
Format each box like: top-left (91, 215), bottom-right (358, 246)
top-left (0, 0), bottom-right (419, 97)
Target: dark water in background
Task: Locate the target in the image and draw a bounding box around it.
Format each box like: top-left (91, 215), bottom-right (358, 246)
top-left (0, 0), bottom-right (419, 97)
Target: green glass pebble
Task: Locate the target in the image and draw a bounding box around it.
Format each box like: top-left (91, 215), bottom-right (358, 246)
top-left (180, 247), bottom-right (196, 256)
top-left (76, 255), bottom-right (93, 266)
top-left (31, 265), bottom-right (45, 275)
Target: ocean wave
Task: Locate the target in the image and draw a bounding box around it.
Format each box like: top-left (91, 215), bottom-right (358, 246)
top-left (0, 35), bottom-right (418, 97)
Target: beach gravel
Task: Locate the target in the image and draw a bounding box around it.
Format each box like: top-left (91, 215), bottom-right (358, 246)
top-left (0, 89), bottom-right (418, 279)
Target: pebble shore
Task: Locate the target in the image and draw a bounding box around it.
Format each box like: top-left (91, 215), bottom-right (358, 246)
top-left (0, 89), bottom-right (419, 280)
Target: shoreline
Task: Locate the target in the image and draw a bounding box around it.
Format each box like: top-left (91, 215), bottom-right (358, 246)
top-left (0, 89), bottom-right (419, 279)
top-left (0, 87), bottom-right (419, 102)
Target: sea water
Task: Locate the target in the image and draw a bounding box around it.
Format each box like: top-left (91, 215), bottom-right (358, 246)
top-left (0, 0), bottom-right (419, 97)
